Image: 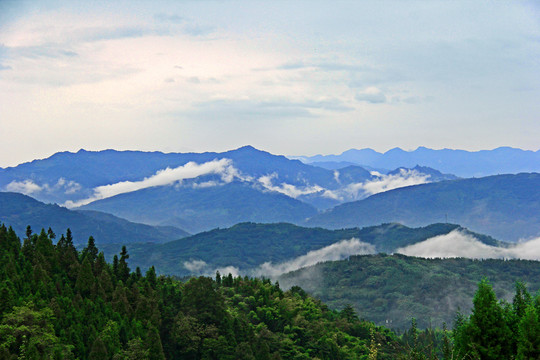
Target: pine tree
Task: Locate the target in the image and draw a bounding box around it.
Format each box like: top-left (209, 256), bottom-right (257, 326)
top-left (75, 257), bottom-right (95, 298)
top-left (468, 279), bottom-right (513, 360)
top-left (516, 305), bottom-right (540, 360)
top-left (145, 326), bottom-right (165, 360)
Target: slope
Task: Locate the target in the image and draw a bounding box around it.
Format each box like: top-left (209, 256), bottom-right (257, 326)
top-left (0, 192), bottom-right (189, 245)
top-left (279, 254), bottom-right (540, 330)
top-left (306, 173), bottom-right (540, 242)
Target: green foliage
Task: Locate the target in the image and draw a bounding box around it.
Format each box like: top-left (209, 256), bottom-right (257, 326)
top-left (0, 224), bottom-right (405, 359)
top-left (280, 253), bottom-right (540, 329)
top-left (453, 280), bottom-right (540, 360)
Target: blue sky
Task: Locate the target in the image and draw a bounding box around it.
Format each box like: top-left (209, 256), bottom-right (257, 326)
top-left (0, 0), bottom-right (539, 166)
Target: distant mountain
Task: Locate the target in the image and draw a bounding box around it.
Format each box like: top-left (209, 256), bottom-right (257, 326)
top-left (0, 192), bottom-right (189, 245)
top-left (279, 254), bottom-right (540, 330)
top-left (97, 222), bottom-right (502, 277)
top-left (79, 182), bottom-right (318, 234)
top-left (306, 173), bottom-right (540, 242)
top-left (1, 146), bottom-right (460, 231)
top-left (295, 146), bottom-right (540, 177)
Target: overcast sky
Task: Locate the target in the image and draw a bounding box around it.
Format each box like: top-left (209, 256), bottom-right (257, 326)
top-left (0, 0), bottom-right (539, 167)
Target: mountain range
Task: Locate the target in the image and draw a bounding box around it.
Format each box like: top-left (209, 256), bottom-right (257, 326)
top-left (294, 146), bottom-right (540, 177)
top-left (1, 145), bottom-right (537, 239)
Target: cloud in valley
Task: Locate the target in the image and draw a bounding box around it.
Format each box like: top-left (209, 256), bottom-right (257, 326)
top-left (5, 180), bottom-right (43, 195)
top-left (5, 178), bottom-right (81, 196)
top-left (396, 230), bottom-right (540, 260)
top-left (65, 158), bottom-right (242, 207)
top-left (258, 173), bottom-right (325, 198)
top-left (253, 238), bottom-right (376, 278)
top-left (181, 238), bottom-right (375, 278)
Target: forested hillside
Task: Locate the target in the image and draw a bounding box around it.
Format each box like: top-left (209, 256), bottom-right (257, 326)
top-left (279, 254), bottom-right (540, 330)
top-left (96, 222), bottom-right (496, 277)
top-left (0, 224), bottom-right (404, 359)
top-left (2, 224), bottom-right (540, 359)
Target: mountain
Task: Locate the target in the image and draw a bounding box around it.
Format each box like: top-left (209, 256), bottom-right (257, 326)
top-left (295, 146), bottom-right (540, 177)
top-left (79, 182), bottom-right (319, 234)
top-left (0, 146), bottom-right (343, 205)
top-left (0, 192), bottom-right (189, 245)
top-left (279, 254), bottom-right (540, 330)
top-left (96, 222), bottom-right (503, 277)
top-left (306, 173), bottom-right (540, 242)
top-left (1, 146), bottom-right (456, 208)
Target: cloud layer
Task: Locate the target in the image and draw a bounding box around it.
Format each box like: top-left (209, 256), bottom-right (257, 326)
top-left (65, 158), bottom-right (241, 207)
top-left (396, 230), bottom-right (540, 260)
top-left (182, 238), bottom-right (375, 278)
top-left (5, 178), bottom-right (81, 196)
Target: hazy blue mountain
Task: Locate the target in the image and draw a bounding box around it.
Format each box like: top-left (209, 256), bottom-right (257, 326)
top-left (79, 181), bottom-right (319, 234)
top-left (296, 146), bottom-right (540, 177)
top-left (307, 161), bottom-right (365, 170)
top-left (0, 192), bottom-right (189, 245)
top-left (97, 222), bottom-right (502, 278)
top-left (306, 173), bottom-right (540, 242)
top-left (0, 146), bottom-right (363, 206)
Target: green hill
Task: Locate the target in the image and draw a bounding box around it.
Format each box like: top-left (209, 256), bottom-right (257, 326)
top-left (279, 254), bottom-right (540, 330)
top-left (98, 222), bottom-right (502, 277)
top-left (0, 192), bottom-right (189, 245)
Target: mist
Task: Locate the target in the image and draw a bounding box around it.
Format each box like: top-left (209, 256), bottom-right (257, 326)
top-left (64, 158), bottom-right (241, 207)
top-left (396, 230), bottom-right (540, 260)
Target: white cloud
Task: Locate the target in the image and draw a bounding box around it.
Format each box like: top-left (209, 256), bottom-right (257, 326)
top-left (65, 158), bottom-right (242, 207)
top-left (359, 169), bottom-right (431, 196)
top-left (4, 177), bottom-right (81, 196)
top-left (183, 259), bottom-right (240, 277)
top-left (5, 180), bottom-right (43, 195)
top-left (253, 238), bottom-right (376, 278)
top-left (396, 230), bottom-right (540, 261)
top-left (183, 259), bottom-right (208, 273)
top-left (258, 173), bottom-right (324, 198)
top-left (317, 168), bottom-right (432, 202)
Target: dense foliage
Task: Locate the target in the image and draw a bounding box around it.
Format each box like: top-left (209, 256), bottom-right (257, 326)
top-left (453, 279), bottom-right (540, 359)
top-left (0, 224), bottom-right (407, 359)
top-left (279, 254), bottom-right (540, 330)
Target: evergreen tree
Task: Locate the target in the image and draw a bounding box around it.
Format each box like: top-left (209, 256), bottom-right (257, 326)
top-left (467, 279), bottom-right (513, 359)
top-left (516, 305), bottom-right (540, 360)
top-left (145, 326), bottom-right (166, 360)
top-left (75, 256), bottom-right (95, 297)
top-left (88, 337), bottom-right (108, 360)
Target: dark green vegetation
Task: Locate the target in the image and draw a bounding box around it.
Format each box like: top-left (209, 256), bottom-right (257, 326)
top-left (279, 254), bottom-right (540, 330)
top-left (0, 192), bottom-right (188, 245)
top-left (80, 182), bottom-right (318, 234)
top-left (307, 172), bottom-right (540, 242)
top-left (0, 224), bottom-right (409, 359)
top-left (453, 279), bottom-right (540, 360)
top-left (97, 222), bottom-right (494, 277)
top-left (2, 223), bottom-right (540, 359)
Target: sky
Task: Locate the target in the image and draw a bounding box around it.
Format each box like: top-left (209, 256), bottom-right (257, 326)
top-left (0, 0), bottom-right (539, 167)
